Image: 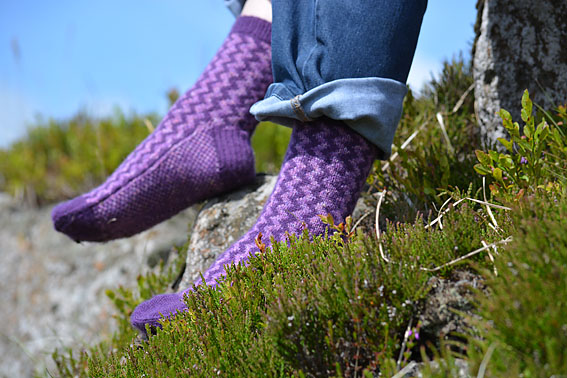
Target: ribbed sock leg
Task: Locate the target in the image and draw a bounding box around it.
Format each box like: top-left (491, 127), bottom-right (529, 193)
top-left (130, 118), bottom-right (377, 333)
top-left (52, 16), bottom-right (272, 242)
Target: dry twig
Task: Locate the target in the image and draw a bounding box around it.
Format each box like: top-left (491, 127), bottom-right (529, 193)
top-left (451, 82), bottom-right (475, 114)
top-left (382, 120), bottom-right (429, 172)
top-left (436, 112), bottom-right (454, 153)
top-left (477, 343), bottom-right (497, 378)
top-left (425, 197), bottom-right (511, 230)
top-left (483, 177), bottom-right (501, 232)
top-left (481, 240), bottom-right (499, 276)
top-left (396, 316), bottom-right (414, 370)
top-left (420, 237), bottom-right (512, 272)
top-left (352, 210), bottom-right (372, 232)
top-left (375, 190), bottom-right (390, 263)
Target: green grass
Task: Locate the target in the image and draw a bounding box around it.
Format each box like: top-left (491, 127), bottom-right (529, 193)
top-left (252, 122), bottom-right (292, 174)
top-left (7, 57), bottom-right (566, 376)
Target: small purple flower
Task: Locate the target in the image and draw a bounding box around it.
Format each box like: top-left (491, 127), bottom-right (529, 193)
top-left (520, 157), bottom-right (528, 165)
top-left (406, 329), bottom-right (420, 340)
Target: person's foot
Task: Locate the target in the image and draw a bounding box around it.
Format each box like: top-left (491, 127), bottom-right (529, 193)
top-left (52, 16), bottom-right (272, 242)
top-left (130, 117), bottom-right (377, 333)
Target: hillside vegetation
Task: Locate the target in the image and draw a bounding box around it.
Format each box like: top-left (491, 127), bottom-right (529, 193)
top-left (6, 58), bottom-right (567, 377)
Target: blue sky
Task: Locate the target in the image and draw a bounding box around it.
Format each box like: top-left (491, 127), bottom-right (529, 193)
top-left (0, 0), bottom-right (477, 148)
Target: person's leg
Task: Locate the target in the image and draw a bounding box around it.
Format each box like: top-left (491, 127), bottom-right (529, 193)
top-left (52, 11), bottom-right (273, 242)
top-left (131, 117), bottom-right (376, 332)
top-left (241, 0), bottom-right (271, 22)
top-left (130, 0), bottom-right (427, 333)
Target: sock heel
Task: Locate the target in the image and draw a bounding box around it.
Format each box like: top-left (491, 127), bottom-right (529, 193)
top-left (214, 127), bottom-right (257, 190)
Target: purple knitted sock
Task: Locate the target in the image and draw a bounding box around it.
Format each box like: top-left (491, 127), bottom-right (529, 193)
top-left (52, 17), bottom-right (272, 242)
top-left (130, 118), bottom-right (378, 333)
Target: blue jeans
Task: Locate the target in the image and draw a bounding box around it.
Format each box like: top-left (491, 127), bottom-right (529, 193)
top-left (228, 0), bottom-right (427, 158)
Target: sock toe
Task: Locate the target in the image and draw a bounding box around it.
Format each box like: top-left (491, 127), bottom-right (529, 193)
top-left (130, 293), bottom-right (188, 334)
top-left (52, 196), bottom-right (102, 241)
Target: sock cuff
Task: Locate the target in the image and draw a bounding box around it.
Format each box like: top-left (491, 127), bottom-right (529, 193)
top-left (231, 16), bottom-right (272, 44)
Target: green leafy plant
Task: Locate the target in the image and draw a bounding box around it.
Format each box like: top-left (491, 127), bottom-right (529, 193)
top-left (47, 192), bottom-right (511, 377)
top-left (474, 90), bottom-right (567, 199)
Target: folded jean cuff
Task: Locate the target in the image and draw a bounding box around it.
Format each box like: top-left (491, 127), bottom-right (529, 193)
top-left (250, 77), bottom-right (408, 159)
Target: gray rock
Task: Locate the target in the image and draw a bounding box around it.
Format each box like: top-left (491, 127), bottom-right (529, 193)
top-left (419, 270), bottom-right (485, 343)
top-left (179, 177), bottom-right (378, 290)
top-left (179, 175), bottom-right (277, 289)
top-left (473, 0), bottom-right (567, 147)
top-left (352, 195), bottom-right (377, 235)
top-left (0, 196), bottom-right (197, 378)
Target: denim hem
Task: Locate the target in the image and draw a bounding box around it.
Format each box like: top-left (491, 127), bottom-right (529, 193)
top-left (250, 77), bottom-right (408, 159)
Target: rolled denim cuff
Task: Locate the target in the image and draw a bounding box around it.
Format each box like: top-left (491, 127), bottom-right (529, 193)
top-left (225, 0), bottom-right (247, 17)
top-left (250, 78), bottom-right (408, 159)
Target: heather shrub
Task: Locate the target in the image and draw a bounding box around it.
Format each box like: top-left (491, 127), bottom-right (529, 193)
top-left (43, 58), bottom-right (567, 377)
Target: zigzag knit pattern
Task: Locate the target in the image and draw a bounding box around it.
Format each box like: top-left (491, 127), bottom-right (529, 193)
top-left (130, 118), bottom-right (377, 333)
top-left (52, 16), bottom-right (272, 242)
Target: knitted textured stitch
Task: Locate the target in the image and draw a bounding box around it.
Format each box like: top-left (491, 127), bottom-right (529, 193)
top-left (130, 117), bottom-right (377, 333)
top-left (52, 16), bottom-right (272, 242)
